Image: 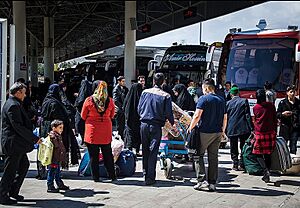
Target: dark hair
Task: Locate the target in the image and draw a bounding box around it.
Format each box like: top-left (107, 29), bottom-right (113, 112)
top-left (16, 78), bottom-right (26, 83)
top-left (9, 82), bottom-right (27, 95)
top-left (138, 75), bottom-right (145, 80)
top-left (286, 85), bottom-right (296, 92)
top-left (117, 76), bottom-right (125, 82)
top-left (203, 78), bottom-right (215, 87)
top-left (202, 78), bottom-right (215, 92)
top-left (264, 81), bottom-right (272, 90)
top-left (256, 89), bottom-right (266, 104)
top-left (232, 84), bottom-right (238, 88)
top-left (51, 119), bottom-right (63, 128)
top-left (187, 80), bottom-right (194, 85)
top-left (153, 73), bottom-right (165, 87)
top-left (225, 81), bottom-right (231, 86)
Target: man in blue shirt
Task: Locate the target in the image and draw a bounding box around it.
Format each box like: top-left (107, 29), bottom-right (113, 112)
top-left (188, 78), bottom-right (227, 192)
top-left (138, 73), bottom-right (174, 185)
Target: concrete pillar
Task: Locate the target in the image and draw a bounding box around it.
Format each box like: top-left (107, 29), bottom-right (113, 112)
top-left (44, 16), bottom-right (54, 82)
top-left (124, 1), bottom-right (136, 88)
top-left (30, 34), bottom-right (38, 87)
top-left (13, 1), bottom-right (27, 82)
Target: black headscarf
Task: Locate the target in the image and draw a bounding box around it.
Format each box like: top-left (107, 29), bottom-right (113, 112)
top-left (123, 83), bottom-right (143, 125)
top-left (41, 84), bottom-right (69, 122)
top-left (173, 84), bottom-right (196, 111)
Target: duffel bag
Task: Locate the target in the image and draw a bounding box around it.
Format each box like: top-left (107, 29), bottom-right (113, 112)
top-left (116, 150), bottom-right (136, 177)
top-left (242, 133), bottom-right (264, 175)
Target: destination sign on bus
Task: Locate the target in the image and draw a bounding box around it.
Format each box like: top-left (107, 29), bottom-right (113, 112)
top-left (162, 53), bottom-right (206, 64)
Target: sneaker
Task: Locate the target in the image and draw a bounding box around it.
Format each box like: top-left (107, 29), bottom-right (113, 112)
top-left (232, 165), bottom-right (239, 171)
top-left (208, 184), bottom-right (216, 192)
top-left (193, 181), bottom-right (209, 191)
top-left (47, 185), bottom-right (59, 193)
top-left (58, 184), bottom-right (70, 190)
top-left (10, 194), bottom-right (24, 201)
top-left (261, 171), bottom-right (270, 183)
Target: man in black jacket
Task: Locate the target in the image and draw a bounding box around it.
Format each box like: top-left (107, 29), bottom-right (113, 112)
top-left (226, 86), bottom-right (252, 171)
top-left (277, 85), bottom-right (300, 154)
top-left (0, 82), bottom-right (39, 205)
top-left (113, 76), bottom-right (128, 138)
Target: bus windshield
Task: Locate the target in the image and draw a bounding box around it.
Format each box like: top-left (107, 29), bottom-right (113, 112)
top-left (226, 38), bottom-right (297, 91)
top-left (159, 45), bottom-right (208, 84)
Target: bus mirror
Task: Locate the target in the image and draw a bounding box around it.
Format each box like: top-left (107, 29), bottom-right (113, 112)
top-left (148, 60), bottom-right (158, 72)
top-left (296, 43), bottom-right (300, 62)
top-left (105, 60), bottom-right (117, 71)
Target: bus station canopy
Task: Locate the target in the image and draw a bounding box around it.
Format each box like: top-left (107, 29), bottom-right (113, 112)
top-left (0, 1), bottom-right (265, 63)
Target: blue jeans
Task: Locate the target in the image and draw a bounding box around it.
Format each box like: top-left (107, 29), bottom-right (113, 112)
top-left (47, 163), bottom-right (63, 186)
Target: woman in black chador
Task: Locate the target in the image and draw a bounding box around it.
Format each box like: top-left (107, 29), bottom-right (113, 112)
top-left (123, 83), bottom-right (143, 155)
top-left (173, 84), bottom-right (196, 111)
top-left (38, 84), bottom-right (80, 179)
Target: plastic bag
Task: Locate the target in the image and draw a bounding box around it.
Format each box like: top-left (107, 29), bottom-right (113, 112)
top-left (38, 136), bottom-right (54, 166)
top-left (111, 132), bottom-right (124, 162)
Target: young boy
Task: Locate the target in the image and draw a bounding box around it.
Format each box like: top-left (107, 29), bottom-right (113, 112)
top-left (47, 120), bottom-right (70, 193)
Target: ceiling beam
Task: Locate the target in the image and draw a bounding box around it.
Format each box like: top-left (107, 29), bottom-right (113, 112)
top-left (26, 28), bottom-right (43, 46)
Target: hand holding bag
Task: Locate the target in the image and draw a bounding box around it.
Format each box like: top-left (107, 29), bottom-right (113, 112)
top-left (185, 125), bottom-right (200, 154)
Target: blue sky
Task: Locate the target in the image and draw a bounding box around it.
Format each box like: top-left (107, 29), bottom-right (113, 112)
top-left (136, 1), bottom-right (300, 46)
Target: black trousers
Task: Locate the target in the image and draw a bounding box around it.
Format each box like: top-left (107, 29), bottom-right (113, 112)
top-left (115, 112), bottom-right (125, 139)
top-left (0, 153), bottom-right (30, 198)
top-left (140, 122), bottom-right (162, 181)
top-left (86, 143), bottom-right (115, 180)
top-left (229, 133), bottom-right (250, 167)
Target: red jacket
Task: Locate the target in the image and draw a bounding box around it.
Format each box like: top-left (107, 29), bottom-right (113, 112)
top-left (253, 102), bottom-right (277, 133)
top-left (81, 96), bottom-right (115, 144)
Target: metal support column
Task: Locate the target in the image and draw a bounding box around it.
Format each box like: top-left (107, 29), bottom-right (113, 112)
top-left (30, 34), bottom-right (38, 87)
top-left (124, 1), bottom-right (136, 88)
top-left (44, 16), bottom-right (54, 82)
top-left (13, 1), bottom-right (27, 82)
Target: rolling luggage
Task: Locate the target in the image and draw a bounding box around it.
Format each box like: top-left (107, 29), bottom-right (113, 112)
top-left (270, 137), bottom-right (292, 173)
top-left (242, 133), bottom-right (264, 175)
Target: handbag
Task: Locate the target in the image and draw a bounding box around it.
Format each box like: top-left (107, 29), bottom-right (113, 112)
top-left (185, 125), bottom-right (200, 154)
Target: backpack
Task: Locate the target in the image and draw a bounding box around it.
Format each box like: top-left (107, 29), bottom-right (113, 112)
top-left (242, 133), bottom-right (264, 175)
top-left (116, 150), bottom-right (136, 177)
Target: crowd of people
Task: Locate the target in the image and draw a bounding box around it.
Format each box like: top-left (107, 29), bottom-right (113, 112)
top-left (0, 72), bottom-right (299, 205)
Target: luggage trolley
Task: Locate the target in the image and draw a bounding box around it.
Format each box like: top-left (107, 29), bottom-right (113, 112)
top-left (159, 108), bottom-right (194, 179)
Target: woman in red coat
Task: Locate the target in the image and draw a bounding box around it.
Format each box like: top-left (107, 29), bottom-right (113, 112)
top-left (253, 89), bottom-right (277, 183)
top-left (81, 81), bottom-right (116, 182)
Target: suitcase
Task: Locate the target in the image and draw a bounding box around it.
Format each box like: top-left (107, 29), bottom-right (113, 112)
top-left (270, 137), bottom-right (292, 173)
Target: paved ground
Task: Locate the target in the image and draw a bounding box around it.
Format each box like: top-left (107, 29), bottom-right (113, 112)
top-left (0, 142), bottom-right (299, 208)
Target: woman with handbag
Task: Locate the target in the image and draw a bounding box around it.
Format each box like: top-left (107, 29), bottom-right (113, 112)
top-left (81, 81), bottom-right (116, 182)
top-left (252, 89), bottom-right (277, 183)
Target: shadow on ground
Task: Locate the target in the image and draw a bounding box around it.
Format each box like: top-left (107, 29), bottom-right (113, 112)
top-left (217, 186), bottom-right (294, 196)
top-left (273, 179), bottom-right (300, 187)
top-left (60, 188), bottom-right (109, 198)
top-left (16, 199), bottom-right (104, 208)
